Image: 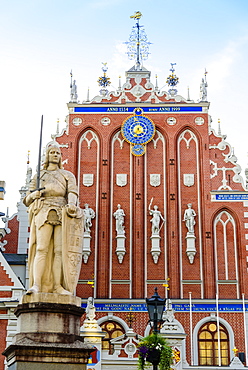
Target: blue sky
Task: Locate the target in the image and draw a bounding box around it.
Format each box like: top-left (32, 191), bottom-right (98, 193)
top-left (1, 0), bottom-right (248, 216)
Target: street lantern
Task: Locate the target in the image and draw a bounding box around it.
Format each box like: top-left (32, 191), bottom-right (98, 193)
top-left (146, 287), bottom-right (166, 333)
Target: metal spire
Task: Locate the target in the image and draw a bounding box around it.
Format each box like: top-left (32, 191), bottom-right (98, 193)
top-left (125, 11), bottom-right (151, 70)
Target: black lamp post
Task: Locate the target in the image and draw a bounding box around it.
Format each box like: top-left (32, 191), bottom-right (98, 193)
top-left (146, 287), bottom-right (166, 370)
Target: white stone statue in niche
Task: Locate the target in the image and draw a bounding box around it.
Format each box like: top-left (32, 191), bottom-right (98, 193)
top-left (113, 204), bottom-right (125, 235)
top-left (148, 198), bottom-right (165, 264)
top-left (113, 204), bottom-right (126, 263)
top-left (83, 204), bottom-right (95, 234)
top-left (183, 203), bottom-right (196, 234)
top-left (183, 203), bottom-right (197, 264)
top-left (148, 198), bottom-right (165, 235)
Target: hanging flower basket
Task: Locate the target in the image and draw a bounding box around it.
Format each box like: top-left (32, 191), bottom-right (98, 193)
top-left (137, 333), bottom-right (173, 370)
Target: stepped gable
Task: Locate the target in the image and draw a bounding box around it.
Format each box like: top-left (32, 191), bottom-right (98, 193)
top-left (0, 214), bottom-right (19, 254)
top-left (91, 65), bottom-right (188, 104)
top-left (209, 128), bottom-right (245, 191)
top-left (0, 263), bottom-right (13, 287)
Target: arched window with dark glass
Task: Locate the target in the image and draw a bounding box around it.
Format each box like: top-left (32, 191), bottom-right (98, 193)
top-left (100, 321), bottom-right (125, 354)
top-left (198, 322), bottom-right (230, 366)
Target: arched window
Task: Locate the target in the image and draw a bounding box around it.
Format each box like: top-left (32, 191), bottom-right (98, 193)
top-left (198, 322), bottom-right (230, 366)
top-left (100, 321), bottom-right (125, 354)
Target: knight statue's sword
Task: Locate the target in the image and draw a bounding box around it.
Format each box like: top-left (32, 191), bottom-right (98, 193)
top-left (31, 115), bottom-right (45, 193)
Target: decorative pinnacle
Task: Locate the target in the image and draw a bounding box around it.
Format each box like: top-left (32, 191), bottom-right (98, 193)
top-left (166, 63), bottom-right (179, 96)
top-left (155, 74), bottom-right (159, 91)
top-left (27, 150), bottom-right (30, 165)
top-left (97, 63), bottom-right (111, 96)
top-left (125, 11), bottom-right (151, 70)
top-left (218, 119), bottom-right (221, 135)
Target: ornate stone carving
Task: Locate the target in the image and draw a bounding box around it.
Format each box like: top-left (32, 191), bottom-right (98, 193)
top-left (183, 174), bottom-right (194, 187)
top-left (83, 173), bottom-right (94, 187)
top-left (245, 168), bottom-right (248, 190)
top-left (82, 297), bottom-right (100, 331)
top-left (199, 76), bottom-right (208, 102)
top-left (195, 117), bottom-right (204, 125)
top-left (86, 297), bottom-right (96, 321)
top-left (116, 174), bottom-right (127, 187)
top-left (70, 78), bottom-right (78, 103)
top-left (150, 174), bottom-right (161, 187)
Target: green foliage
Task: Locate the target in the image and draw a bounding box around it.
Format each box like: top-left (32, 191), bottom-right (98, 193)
top-left (137, 333), bottom-right (173, 370)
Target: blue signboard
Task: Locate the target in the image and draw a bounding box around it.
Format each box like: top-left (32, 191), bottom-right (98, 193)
top-left (215, 194), bottom-right (248, 201)
top-left (81, 302), bottom-right (247, 312)
top-left (74, 106), bottom-right (203, 113)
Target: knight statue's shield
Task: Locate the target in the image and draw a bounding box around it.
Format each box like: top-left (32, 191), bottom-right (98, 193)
top-left (62, 207), bottom-right (84, 294)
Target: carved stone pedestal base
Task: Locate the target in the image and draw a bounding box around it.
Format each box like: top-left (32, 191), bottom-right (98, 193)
top-left (116, 234), bottom-right (126, 263)
top-left (3, 293), bottom-right (93, 370)
top-left (150, 234), bottom-right (161, 264)
top-left (81, 319), bottom-right (105, 370)
top-left (83, 232), bottom-right (92, 263)
top-left (186, 232), bottom-right (196, 264)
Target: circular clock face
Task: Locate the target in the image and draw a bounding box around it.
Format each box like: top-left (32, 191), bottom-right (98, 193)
top-left (121, 115), bottom-right (155, 145)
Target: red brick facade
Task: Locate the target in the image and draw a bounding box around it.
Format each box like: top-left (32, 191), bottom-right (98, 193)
top-left (0, 65), bottom-right (248, 368)
top-left (55, 66), bottom-right (248, 365)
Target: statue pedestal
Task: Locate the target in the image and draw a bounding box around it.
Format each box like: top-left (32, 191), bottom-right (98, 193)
top-left (150, 234), bottom-right (161, 263)
top-left (81, 319), bottom-right (106, 370)
top-left (116, 234), bottom-right (126, 263)
top-left (3, 293), bottom-right (93, 370)
top-left (83, 232), bottom-right (92, 263)
top-left (186, 232), bottom-right (196, 264)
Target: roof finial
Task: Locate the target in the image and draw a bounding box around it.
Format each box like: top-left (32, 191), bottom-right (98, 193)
top-left (25, 151), bottom-right (32, 188)
top-left (166, 63), bottom-right (179, 96)
top-left (125, 11), bottom-right (151, 70)
top-left (56, 118), bottom-right (59, 135)
top-left (118, 76), bottom-right (122, 91)
top-left (155, 74), bottom-right (159, 91)
top-left (70, 70), bottom-right (78, 103)
top-left (86, 87), bottom-right (90, 102)
top-left (200, 68), bottom-right (208, 101)
top-left (218, 118), bottom-right (221, 135)
top-left (97, 63), bottom-right (111, 96)
top-left (187, 86), bottom-right (190, 101)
